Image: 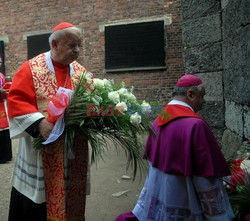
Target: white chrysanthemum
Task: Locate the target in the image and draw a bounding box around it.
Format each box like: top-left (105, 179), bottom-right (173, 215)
top-left (108, 91), bottom-right (120, 103)
top-left (121, 82), bottom-right (126, 88)
top-left (130, 112), bottom-right (141, 126)
top-left (103, 79), bottom-right (113, 88)
top-left (93, 78), bottom-right (104, 89)
top-left (141, 100), bottom-right (151, 115)
top-left (240, 159), bottom-right (250, 173)
top-left (115, 102), bottom-right (127, 113)
top-left (83, 72), bottom-right (93, 84)
top-left (126, 92), bottom-right (137, 102)
top-left (117, 88), bottom-right (129, 95)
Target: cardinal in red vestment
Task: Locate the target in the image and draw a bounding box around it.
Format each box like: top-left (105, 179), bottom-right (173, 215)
top-left (7, 22), bottom-right (90, 221)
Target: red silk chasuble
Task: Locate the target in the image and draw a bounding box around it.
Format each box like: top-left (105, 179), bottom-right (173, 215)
top-left (8, 54), bottom-right (82, 118)
top-left (9, 53), bottom-right (89, 221)
top-left (29, 53), bottom-right (88, 221)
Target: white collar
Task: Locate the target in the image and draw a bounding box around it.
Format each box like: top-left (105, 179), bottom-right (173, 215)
top-left (168, 100), bottom-right (194, 112)
top-left (45, 51), bottom-right (74, 76)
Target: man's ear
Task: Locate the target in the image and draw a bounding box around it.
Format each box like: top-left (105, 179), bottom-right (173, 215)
top-left (186, 89), bottom-right (195, 101)
top-left (51, 39), bottom-right (58, 50)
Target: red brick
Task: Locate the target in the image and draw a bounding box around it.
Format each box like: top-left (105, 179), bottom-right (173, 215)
top-left (0, 0), bottom-right (184, 102)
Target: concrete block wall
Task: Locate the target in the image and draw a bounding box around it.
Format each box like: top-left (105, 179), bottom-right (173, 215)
top-left (221, 0), bottom-right (250, 159)
top-left (0, 0), bottom-right (185, 103)
top-left (181, 0), bottom-right (250, 158)
top-left (181, 0), bottom-right (225, 140)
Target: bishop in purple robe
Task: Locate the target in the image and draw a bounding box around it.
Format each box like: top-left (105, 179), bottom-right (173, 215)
top-left (115, 74), bottom-right (234, 221)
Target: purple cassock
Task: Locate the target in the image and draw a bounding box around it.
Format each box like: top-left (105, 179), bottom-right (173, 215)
top-left (115, 104), bottom-right (231, 221)
top-left (144, 117), bottom-right (230, 177)
top-left (115, 212), bottom-right (138, 221)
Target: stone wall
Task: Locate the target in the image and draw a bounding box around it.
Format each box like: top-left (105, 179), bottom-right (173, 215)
top-left (0, 0), bottom-right (184, 103)
top-left (221, 0), bottom-right (250, 159)
top-left (181, 0), bottom-right (250, 159)
top-left (181, 0), bottom-right (225, 140)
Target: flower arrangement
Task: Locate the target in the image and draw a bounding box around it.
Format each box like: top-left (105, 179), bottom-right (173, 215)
top-left (33, 73), bottom-right (161, 179)
top-left (224, 157), bottom-right (250, 220)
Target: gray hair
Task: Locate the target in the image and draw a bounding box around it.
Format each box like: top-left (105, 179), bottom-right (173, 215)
top-left (172, 84), bottom-right (204, 97)
top-left (48, 26), bottom-right (81, 47)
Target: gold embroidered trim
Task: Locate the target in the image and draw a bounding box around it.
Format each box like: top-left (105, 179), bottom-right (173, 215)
top-left (29, 53), bottom-right (87, 117)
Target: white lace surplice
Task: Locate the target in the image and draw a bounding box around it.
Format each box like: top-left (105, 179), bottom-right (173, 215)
top-left (9, 111), bottom-right (91, 203)
top-left (133, 164), bottom-right (234, 221)
top-left (9, 112), bottom-right (46, 203)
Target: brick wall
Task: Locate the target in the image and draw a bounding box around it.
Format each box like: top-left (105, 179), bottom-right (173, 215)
top-left (0, 0), bottom-right (184, 103)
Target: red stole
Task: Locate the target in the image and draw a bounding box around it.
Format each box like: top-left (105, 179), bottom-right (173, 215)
top-left (156, 104), bottom-right (202, 126)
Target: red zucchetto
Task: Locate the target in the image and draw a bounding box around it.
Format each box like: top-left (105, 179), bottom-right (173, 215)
top-left (52, 22), bottom-right (75, 32)
top-left (176, 74), bottom-right (202, 87)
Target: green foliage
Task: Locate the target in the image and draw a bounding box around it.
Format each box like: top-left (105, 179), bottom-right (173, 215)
top-left (225, 159), bottom-right (250, 220)
top-left (33, 74), bottom-right (155, 179)
top-left (228, 184), bottom-right (250, 220)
